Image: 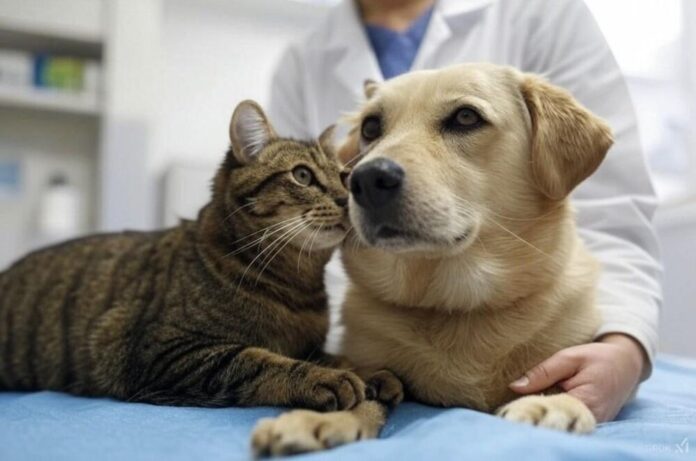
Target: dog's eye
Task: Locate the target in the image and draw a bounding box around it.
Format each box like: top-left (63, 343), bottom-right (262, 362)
top-left (292, 166), bottom-right (314, 186)
top-left (444, 107), bottom-right (485, 133)
top-left (454, 108), bottom-right (481, 127)
top-left (361, 116), bottom-right (382, 142)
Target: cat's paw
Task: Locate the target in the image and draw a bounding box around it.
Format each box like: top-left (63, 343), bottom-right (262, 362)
top-left (365, 369), bottom-right (404, 408)
top-left (303, 367), bottom-right (365, 411)
top-left (251, 410), bottom-right (362, 457)
top-left (496, 394), bottom-right (596, 433)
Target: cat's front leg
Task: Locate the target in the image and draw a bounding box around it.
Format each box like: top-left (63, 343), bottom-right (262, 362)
top-left (131, 345), bottom-right (366, 410)
top-left (496, 393), bottom-right (596, 433)
top-left (315, 355), bottom-right (405, 408)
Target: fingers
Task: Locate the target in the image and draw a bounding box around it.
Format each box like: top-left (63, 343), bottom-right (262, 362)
top-left (510, 350), bottom-right (582, 394)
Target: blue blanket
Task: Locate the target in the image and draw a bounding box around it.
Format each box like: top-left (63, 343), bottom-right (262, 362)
top-left (1, 357), bottom-right (695, 461)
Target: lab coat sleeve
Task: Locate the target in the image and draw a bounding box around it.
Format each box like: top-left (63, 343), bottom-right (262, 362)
top-left (268, 44), bottom-right (312, 139)
top-left (522, 0), bottom-right (662, 375)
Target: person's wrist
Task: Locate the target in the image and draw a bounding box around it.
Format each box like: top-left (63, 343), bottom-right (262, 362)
top-left (599, 333), bottom-right (648, 378)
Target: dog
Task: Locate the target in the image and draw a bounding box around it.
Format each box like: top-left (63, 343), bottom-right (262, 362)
top-left (252, 62), bottom-right (613, 456)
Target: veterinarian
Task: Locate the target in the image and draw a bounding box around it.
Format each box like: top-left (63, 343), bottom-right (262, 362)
top-left (268, 0), bottom-right (661, 423)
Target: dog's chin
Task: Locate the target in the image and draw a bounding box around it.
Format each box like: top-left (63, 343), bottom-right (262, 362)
top-left (356, 223), bottom-right (477, 255)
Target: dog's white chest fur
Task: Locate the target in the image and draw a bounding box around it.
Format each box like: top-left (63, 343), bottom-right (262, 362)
top-left (339, 288), bottom-right (523, 410)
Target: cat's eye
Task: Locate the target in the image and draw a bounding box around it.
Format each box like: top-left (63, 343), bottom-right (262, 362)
top-left (361, 116), bottom-right (382, 142)
top-left (292, 166), bottom-right (314, 186)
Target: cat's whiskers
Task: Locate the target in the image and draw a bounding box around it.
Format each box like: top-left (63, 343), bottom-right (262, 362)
top-left (255, 221), bottom-right (313, 286)
top-left (222, 200), bottom-right (257, 223)
top-left (297, 223), bottom-right (324, 272)
top-left (225, 216), bottom-right (304, 257)
top-left (306, 223), bottom-right (324, 256)
top-left (296, 221), bottom-right (319, 273)
top-left (228, 215), bottom-right (304, 247)
top-left (234, 219), bottom-right (308, 296)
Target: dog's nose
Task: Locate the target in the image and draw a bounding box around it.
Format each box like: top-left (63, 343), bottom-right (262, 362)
top-left (350, 158), bottom-right (404, 209)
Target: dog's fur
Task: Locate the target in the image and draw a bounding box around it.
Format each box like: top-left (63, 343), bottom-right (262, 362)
top-left (252, 63), bottom-right (613, 455)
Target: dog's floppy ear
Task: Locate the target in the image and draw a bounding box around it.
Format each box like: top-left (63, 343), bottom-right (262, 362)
top-left (229, 100), bottom-right (277, 165)
top-left (520, 75), bottom-right (613, 200)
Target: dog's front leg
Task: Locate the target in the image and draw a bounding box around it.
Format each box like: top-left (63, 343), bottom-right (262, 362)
top-left (251, 400), bottom-right (389, 457)
top-left (495, 393), bottom-right (596, 433)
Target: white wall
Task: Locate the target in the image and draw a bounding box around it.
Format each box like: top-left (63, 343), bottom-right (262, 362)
top-left (100, 0), bottom-right (162, 231)
top-left (152, 0), bottom-right (328, 179)
top-left (683, 0), bottom-right (696, 184)
top-left (0, 0), bottom-right (103, 41)
top-left (655, 201), bottom-right (696, 357)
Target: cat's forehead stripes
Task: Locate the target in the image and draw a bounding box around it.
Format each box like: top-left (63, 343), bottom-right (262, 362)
top-left (260, 140), bottom-right (331, 166)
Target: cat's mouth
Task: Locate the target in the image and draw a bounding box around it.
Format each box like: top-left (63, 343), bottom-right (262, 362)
top-left (312, 223), bottom-right (346, 232)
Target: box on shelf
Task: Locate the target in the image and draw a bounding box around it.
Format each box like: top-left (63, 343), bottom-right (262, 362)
top-left (0, 158), bottom-right (22, 199)
top-left (0, 49), bottom-right (32, 88)
top-left (33, 54), bottom-right (101, 94)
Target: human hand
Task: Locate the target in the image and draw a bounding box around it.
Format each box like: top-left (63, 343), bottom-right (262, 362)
top-left (508, 334), bottom-right (648, 422)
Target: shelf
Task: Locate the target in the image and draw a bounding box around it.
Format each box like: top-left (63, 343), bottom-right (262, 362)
top-left (0, 20), bottom-right (102, 59)
top-left (0, 85), bottom-right (100, 116)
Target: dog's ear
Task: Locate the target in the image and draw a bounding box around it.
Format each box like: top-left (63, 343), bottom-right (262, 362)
top-left (520, 75), bottom-right (613, 200)
top-left (364, 79), bottom-right (379, 99)
top-left (229, 100), bottom-right (277, 165)
top-left (318, 124), bottom-right (337, 158)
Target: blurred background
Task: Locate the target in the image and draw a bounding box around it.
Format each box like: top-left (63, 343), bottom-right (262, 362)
top-left (0, 0), bottom-right (694, 357)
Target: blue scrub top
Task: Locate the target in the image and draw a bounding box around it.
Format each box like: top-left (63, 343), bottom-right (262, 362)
top-left (364, 6), bottom-right (434, 80)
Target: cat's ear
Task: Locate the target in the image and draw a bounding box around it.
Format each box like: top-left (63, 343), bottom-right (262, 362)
top-left (364, 79), bottom-right (379, 99)
top-left (229, 100), bottom-right (277, 165)
top-left (317, 124), bottom-right (336, 158)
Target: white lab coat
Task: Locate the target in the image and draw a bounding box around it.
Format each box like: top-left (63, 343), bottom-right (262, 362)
top-left (268, 0), bottom-right (662, 369)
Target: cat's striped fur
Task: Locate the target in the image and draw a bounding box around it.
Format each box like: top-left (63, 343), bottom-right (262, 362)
top-left (0, 101), bottom-right (364, 410)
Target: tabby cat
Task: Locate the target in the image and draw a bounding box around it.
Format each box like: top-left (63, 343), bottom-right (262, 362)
top-left (0, 100), bottom-right (366, 411)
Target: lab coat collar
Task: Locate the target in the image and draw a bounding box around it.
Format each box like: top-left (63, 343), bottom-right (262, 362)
top-left (438, 0), bottom-right (494, 18)
top-left (330, 0), bottom-right (494, 93)
top-left (414, 0), bottom-right (495, 69)
top-left (330, 1), bottom-right (381, 94)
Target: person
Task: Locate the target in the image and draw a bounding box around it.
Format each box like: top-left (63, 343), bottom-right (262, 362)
top-left (268, 0), bottom-right (662, 423)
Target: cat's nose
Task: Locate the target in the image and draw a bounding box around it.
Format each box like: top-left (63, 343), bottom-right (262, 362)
top-left (334, 197), bottom-right (348, 208)
top-left (350, 158), bottom-right (404, 210)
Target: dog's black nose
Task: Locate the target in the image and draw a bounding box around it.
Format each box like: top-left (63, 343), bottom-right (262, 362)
top-left (350, 158), bottom-right (404, 210)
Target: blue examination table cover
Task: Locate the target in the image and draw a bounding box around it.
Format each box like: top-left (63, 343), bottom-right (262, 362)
top-left (1, 356), bottom-right (695, 461)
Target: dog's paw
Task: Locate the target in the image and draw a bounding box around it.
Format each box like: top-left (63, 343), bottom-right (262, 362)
top-left (496, 394), bottom-right (596, 433)
top-left (365, 369), bottom-right (404, 408)
top-left (251, 410), bottom-right (363, 458)
top-left (302, 367), bottom-right (365, 411)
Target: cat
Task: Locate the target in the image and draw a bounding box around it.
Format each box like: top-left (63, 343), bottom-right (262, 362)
top-left (0, 100), bottom-right (366, 411)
